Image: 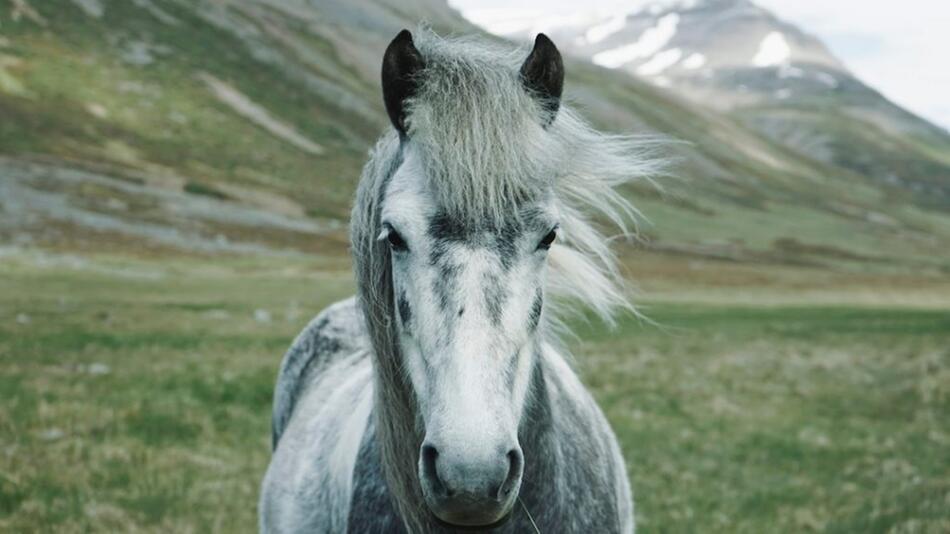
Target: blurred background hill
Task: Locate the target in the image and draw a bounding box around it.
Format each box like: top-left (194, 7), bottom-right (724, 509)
top-left (1, 0), bottom-right (949, 275)
top-left (482, 0), bottom-right (950, 209)
top-left (1, 1), bottom-right (948, 532)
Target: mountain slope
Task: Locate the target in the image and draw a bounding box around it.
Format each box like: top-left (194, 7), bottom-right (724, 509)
top-left (0, 0), bottom-right (472, 254)
top-left (475, 0), bottom-right (950, 210)
top-left (1, 0), bottom-right (950, 273)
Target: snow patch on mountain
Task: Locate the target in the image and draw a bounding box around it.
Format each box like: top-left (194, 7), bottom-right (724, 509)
top-left (584, 14), bottom-right (628, 44)
top-left (682, 52), bottom-right (706, 70)
top-left (638, 48), bottom-right (683, 76)
top-left (592, 13), bottom-right (680, 68)
top-left (753, 31), bottom-right (790, 67)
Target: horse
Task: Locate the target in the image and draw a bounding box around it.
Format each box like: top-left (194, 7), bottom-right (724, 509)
top-left (259, 28), bottom-right (658, 533)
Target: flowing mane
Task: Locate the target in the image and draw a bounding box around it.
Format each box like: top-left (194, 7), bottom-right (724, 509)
top-left (354, 30), bottom-right (660, 334)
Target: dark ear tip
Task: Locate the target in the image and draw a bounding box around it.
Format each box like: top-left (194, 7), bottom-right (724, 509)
top-left (394, 29), bottom-right (413, 44)
top-left (528, 33), bottom-right (561, 66)
top-left (534, 33), bottom-right (555, 48)
top-left (521, 33), bottom-right (564, 125)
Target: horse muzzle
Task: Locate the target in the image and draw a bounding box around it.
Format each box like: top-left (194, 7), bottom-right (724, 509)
top-left (418, 440), bottom-right (524, 527)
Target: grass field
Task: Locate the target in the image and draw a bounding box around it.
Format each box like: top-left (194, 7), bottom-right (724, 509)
top-left (0, 251), bottom-right (948, 532)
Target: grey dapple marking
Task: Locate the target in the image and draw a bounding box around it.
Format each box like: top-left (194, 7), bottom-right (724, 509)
top-left (260, 28), bottom-right (660, 533)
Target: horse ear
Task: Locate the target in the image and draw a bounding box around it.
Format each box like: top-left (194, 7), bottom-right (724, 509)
top-left (520, 34), bottom-right (564, 125)
top-left (382, 29), bottom-right (424, 137)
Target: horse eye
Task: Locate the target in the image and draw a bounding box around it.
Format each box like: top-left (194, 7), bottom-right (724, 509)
top-left (387, 229), bottom-right (408, 252)
top-left (538, 228), bottom-right (557, 250)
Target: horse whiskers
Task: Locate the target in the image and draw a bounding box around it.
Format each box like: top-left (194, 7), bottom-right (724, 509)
top-left (519, 497), bottom-right (542, 534)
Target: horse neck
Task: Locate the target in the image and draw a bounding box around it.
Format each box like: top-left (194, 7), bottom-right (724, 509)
top-left (515, 350), bottom-right (560, 514)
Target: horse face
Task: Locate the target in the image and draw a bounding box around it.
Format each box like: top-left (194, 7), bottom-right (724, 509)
top-left (380, 151), bottom-right (556, 527)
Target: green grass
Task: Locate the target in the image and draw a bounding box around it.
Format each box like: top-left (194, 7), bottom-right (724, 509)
top-left (576, 305), bottom-right (950, 532)
top-left (0, 253), bottom-right (947, 532)
top-left (0, 254), bottom-right (353, 532)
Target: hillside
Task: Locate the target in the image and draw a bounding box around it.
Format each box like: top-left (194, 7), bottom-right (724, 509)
top-left (1, 0), bottom-right (950, 275)
top-left (473, 0), bottom-right (950, 211)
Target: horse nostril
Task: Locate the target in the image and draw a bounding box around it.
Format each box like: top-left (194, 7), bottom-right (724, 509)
top-left (496, 448), bottom-right (523, 500)
top-left (421, 444), bottom-right (452, 497)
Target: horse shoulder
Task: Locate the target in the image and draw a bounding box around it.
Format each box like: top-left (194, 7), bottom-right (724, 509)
top-left (541, 345), bottom-right (635, 533)
top-left (260, 358), bottom-right (374, 533)
top-left (271, 296), bottom-right (367, 449)
top-left (261, 296), bottom-right (375, 533)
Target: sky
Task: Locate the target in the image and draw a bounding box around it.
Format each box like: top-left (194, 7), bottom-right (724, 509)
top-left (449, 0), bottom-right (950, 130)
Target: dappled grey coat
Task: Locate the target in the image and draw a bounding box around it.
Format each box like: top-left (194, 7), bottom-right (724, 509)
top-left (259, 28), bottom-right (658, 533)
